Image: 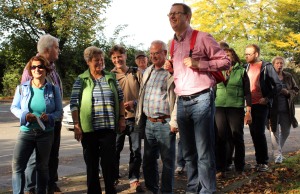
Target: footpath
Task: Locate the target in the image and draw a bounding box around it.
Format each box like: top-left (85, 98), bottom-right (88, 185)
top-left (1, 99), bottom-right (300, 193)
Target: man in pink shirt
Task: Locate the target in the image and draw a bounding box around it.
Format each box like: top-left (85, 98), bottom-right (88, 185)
top-left (166, 3), bottom-right (230, 193)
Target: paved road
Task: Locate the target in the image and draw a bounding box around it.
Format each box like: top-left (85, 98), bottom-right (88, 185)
top-left (1, 102), bottom-right (300, 191)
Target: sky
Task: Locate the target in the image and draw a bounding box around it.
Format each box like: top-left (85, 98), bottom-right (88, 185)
top-left (103, 0), bottom-right (184, 50)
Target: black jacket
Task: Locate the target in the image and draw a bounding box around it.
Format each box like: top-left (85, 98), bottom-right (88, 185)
top-left (245, 61), bottom-right (282, 107)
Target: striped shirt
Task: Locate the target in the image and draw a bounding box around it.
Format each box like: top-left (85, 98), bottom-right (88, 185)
top-left (143, 67), bottom-right (170, 117)
top-left (70, 76), bottom-right (123, 131)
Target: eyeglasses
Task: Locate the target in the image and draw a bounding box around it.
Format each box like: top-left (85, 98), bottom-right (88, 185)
top-left (150, 51), bottom-right (163, 57)
top-left (167, 12), bottom-right (186, 17)
top-left (244, 53), bottom-right (255, 56)
top-left (31, 64), bottom-right (46, 70)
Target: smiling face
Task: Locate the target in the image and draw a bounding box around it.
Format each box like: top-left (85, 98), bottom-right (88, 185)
top-left (87, 54), bottom-right (105, 76)
top-left (135, 56), bottom-right (148, 70)
top-left (149, 42), bottom-right (167, 68)
top-left (31, 60), bottom-right (47, 79)
top-left (111, 51), bottom-right (127, 70)
top-left (168, 4), bottom-right (191, 35)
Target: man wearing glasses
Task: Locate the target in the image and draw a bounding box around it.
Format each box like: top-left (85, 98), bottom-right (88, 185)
top-left (165, 3), bottom-right (230, 194)
top-left (244, 44), bottom-right (282, 172)
top-left (135, 40), bottom-right (178, 194)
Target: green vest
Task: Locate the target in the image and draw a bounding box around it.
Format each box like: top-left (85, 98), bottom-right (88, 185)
top-left (78, 69), bottom-right (120, 133)
top-left (215, 63), bottom-right (245, 108)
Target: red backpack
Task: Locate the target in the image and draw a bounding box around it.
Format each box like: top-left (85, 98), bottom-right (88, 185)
top-left (170, 30), bottom-right (225, 84)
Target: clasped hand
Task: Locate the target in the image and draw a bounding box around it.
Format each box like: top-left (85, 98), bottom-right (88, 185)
top-left (26, 112), bottom-right (48, 122)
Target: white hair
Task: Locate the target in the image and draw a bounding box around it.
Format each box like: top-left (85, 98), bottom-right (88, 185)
top-left (37, 34), bottom-right (59, 54)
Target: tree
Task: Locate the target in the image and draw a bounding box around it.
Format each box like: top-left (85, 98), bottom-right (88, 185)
top-left (188, 0), bottom-right (300, 63)
top-left (0, 0), bottom-right (112, 96)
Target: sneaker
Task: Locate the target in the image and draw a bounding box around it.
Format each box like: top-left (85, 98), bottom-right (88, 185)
top-left (130, 181), bottom-right (144, 192)
top-left (175, 166), bottom-right (185, 174)
top-left (24, 190), bottom-right (36, 194)
top-left (257, 164), bottom-right (269, 172)
top-left (114, 179), bottom-right (120, 186)
top-left (275, 155), bottom-right (283, 164)
top-left (216, 171), bottom-right (226, 179)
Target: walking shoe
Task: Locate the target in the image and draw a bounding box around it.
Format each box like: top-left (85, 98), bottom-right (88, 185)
top-left (175, 166), bottom-right (185, 174)
top-left (114, 179), bottom-right (120, 186)
top-left (257, 164), bottom-right (269, 172)
top-left (275, 155), bottom-right (283, 164)
top-left (24, 190), bottom-right (36, 194)
top-left (216, 171), bottom-right (226, 179)
top-left (130, 181), bottom-right (144, 192)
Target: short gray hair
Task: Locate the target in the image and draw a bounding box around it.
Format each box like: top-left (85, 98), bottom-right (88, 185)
top-left (84, 46), bottom-right (104, 63)
top-left (150, 40), bottom-right (167, 51)
top-left (271, 56), bottom-right (285, 66)
top-left (37, 34), bottom-right (59, 54)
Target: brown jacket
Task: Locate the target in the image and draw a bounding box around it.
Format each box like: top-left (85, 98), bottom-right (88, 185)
top-left (269, 71), bottom-right (299, 131)
top-left (111, 67), bottom-right (142, 119)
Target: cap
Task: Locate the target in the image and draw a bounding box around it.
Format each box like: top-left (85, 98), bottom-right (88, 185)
top-left (135, 51), bottom-right (146, 59)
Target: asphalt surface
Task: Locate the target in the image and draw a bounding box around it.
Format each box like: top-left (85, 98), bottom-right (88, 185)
top-left (1, 101), bottom-right (300, 193)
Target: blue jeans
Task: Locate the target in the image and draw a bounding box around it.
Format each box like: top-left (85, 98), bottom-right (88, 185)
top-left (143, 118), bottom-right (176, 194)
top-left (12, 130), bottom-right (53, 194)
top-left (115, 118), bottom-right (142, 182)
top-left (177, 138), bottom-right (186, 168)
top-left (177, 90), bottom-right (216, 193)
top-left (25, 121), bottom-right (61, 191)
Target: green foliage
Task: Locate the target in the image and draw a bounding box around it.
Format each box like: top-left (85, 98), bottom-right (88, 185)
top-left (188, 0), bottom-right (300, 66)
top-left (0, 0), bottom-right (112, 97)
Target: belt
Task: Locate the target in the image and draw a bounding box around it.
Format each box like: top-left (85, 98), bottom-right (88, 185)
top-left (179, 88), bottom-right (210, 101)
top-left (148, 115), bottom-right (170, 123)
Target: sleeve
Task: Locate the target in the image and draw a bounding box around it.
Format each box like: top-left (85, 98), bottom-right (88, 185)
top-left (115, 80), bottom-right (124, 102)
top-left (198, 33), bottom-right (231, 71)
top-left (47, 85), bottom-right (63, 127)
top-left (243, 71), bottom-right (252, 107)
top-left (70, 77), bottom-right (83, 112)
top-left (21, 69), bottom-right (32, 84)
top-left (10, 85), bottom-right (30, 126)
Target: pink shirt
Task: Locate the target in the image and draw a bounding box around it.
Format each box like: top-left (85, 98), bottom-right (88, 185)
top-left (247, 62), bottom-right (263, 104)
top-left (172, 27), bottom-right (230, 96)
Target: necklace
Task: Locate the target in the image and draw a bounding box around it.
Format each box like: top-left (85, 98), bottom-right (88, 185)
top-left (32, 80), bottom-right (45, 88)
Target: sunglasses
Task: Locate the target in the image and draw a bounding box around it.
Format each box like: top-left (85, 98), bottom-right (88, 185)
top-left (30, 64), bottom-right (46, 70)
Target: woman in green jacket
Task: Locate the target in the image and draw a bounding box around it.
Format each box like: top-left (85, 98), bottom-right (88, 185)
top-left (70, 46), bottom-right (125, 194)
top-left (215, 48), bottom-right (252, 177)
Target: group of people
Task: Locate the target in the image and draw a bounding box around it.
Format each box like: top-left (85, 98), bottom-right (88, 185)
top-left (10, 2), bottom-right (299, 194)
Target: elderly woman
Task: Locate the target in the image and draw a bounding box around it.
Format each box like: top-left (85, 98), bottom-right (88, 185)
top-left (268, 56), bottom-right (299, 164)
top-left (10, 55), bottom-right (62, 194)
top-left (70, 46), bottom-right (125, 194)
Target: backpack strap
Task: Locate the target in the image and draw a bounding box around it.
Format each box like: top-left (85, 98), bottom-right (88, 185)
top-left (170, 30), bottom-right (198, 59)
top-left (189, 30), bottom-right (198, 57)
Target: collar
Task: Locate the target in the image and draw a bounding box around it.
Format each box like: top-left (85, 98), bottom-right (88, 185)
top-left (173, 26), bottom-right (193, 42)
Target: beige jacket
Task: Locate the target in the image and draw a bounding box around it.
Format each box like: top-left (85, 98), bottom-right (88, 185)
top-left (111, 67), bottom-right (141, 119)
top-left (135, 65), bottom-right (178, 132)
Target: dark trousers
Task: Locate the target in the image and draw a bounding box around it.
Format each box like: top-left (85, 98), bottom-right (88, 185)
top-left (81, 130), bottom-right (117, 194)
top-left (115, 118), bottom-right (142, 181)
top-left (249, 104), bottom-right (269, 164)
top-left (25, 121), bottom-right (61, 191)
top-left (215, 107), bottom-right (245, 171)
